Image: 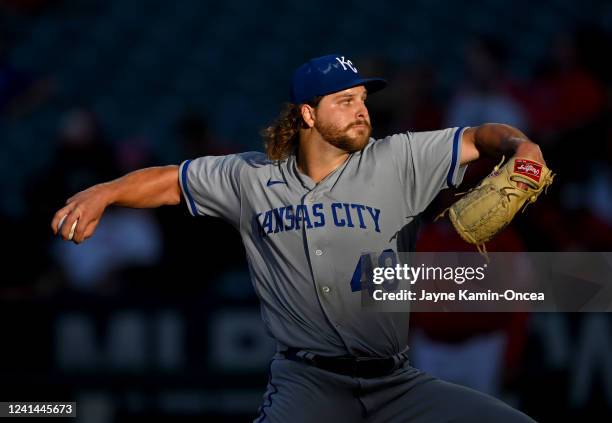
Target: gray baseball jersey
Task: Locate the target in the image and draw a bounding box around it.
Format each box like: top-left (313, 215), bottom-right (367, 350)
top-left (178, 127), bottom-right (468, 358)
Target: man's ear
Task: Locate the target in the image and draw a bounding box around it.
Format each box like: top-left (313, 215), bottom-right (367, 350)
top-left (300, 104), bottom-right (316, 128)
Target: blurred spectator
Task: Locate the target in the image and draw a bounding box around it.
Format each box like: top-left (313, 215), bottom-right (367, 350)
top-left (52, 207), bottom-right (163, 293)
top-left (154, 110), bottom-right (250, 296)
top-left (410, 220), bottom-right (530, 397)
top-left (175, 110), bottom-right (237, 157)
top-left (518, 32), bottom-right (606, 141)
top-left (392, 64), bottom-right (445, 132)
top-left (446, 37), bottom-right (526, 129)
top-left (16, 108), bottom-right (116, 294)
top-left (26, 108), bottom-right (163, 295)
top-left (516, 31), bottom-right (612, 251)
top-left (358, 57), bottom-right (445, 136)
top-left (35, 107), bottom-right (118, 198)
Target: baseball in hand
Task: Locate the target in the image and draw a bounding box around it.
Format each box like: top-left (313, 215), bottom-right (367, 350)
top-left (58, 214), bottom-right (78, 240)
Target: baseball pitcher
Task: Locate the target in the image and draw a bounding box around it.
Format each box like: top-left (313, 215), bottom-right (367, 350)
top-left (52, 54), bottom-right (553, 422)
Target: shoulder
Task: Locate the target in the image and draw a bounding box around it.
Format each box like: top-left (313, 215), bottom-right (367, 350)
top-left (233, 151), bottom-right (273, 168)
top-left (371, 132), bottom-right (412, 148)
top-left (359, 132), bottom-right (411, 156)
top-left (184, 151), bottom-right (273, 180)
top-left (232, 151), bottom-right (284, 179)
top-left (366, 128), bottom-right (461, 153)
top-left (357, 129), bottom-right (457, 163)
top-left (230, 151), bottom-right (286, 185)
top-left (198, 151), bottom-right (273, 173)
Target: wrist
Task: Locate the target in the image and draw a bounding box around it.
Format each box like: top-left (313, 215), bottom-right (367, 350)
top-left (514, 141), bottom-right (544, 164)
top-left (97, 182), bottom-right (118, 207)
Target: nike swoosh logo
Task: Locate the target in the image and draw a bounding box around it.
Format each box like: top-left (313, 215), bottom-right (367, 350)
top-left (266, 179), bottom-right (287, 187)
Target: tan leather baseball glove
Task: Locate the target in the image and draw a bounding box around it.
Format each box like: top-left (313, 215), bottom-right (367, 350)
top-left (442, 156), bottom-right (554, 253)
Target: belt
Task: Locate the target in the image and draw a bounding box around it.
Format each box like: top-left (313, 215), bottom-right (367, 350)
top-left (281, 347), bottom-right (408, 379)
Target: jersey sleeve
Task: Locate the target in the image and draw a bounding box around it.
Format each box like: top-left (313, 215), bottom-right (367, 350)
top-left (388, 126), bottom-right (469, 213)
top-left (178, 154), bottom-right (244, 226)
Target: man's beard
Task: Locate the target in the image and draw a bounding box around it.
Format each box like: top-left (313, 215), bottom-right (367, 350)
top-left (316, 120), bottom-right (372, 153)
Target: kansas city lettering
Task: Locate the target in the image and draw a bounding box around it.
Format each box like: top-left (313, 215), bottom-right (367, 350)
top-left (254, 203), bottom-right (381, 237)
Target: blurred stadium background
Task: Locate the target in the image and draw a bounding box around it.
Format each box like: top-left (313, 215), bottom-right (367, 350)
top-left (0, 0), bottom-right (611, 421)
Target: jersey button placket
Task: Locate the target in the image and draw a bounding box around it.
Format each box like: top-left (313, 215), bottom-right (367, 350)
top-left (304, 191), bottom-right (314, 205)
top-left (303, 192), bottom-right (338, 333)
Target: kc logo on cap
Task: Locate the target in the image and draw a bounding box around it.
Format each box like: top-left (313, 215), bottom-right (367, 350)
top-left (290, 54), bottom-right (387, 104)
top-left (335, 56), bottom-right (358, 73)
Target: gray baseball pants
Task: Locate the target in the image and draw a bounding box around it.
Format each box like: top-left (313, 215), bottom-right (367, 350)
top-left (253, 357), bottom-right (536, 423)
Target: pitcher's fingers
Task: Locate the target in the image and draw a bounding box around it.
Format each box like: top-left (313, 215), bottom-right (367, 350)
top-left (81, 219), bottom-right (99, 242)
top-left (71, 221), bottom-right (82, 243)
top-left (51, 204), bottom-right (75, 234)
top-left (58, 214), bottom-right (67, 232)
top-left (72, 215), bottom-right (91, 243)
top-left (60, 210), bottom-right (81, 240)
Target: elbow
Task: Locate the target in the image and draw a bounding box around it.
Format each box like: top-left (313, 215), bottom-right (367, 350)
top-left (169, 186), bottom-right (182, 206)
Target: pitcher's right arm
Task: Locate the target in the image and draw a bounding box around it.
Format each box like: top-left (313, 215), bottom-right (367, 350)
top-left (51, 165), bottom-right (180, 243)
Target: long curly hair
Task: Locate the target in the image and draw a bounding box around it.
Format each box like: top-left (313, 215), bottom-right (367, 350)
top-left (261, 97), bottom-right (321, 161)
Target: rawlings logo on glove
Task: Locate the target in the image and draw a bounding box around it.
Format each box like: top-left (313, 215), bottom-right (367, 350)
top-left (514, 159), bottom-right (542, 182)
top-left (439, 156), bottom-right (554, 254)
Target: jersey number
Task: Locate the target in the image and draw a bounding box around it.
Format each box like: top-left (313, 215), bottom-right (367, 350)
top-left (350, 249), bottom-right (399, 294)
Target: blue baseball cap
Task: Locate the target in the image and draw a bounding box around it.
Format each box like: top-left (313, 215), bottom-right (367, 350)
top-left (290, 54), bottom-right (387, 104)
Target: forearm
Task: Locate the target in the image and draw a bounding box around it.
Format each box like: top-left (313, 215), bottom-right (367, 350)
top-left (52, 165), bottom-right (181, 242)
top-left (473, 124), bottom-right (544, 163)
top-left (101, 165), bottom-right (181, 208)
